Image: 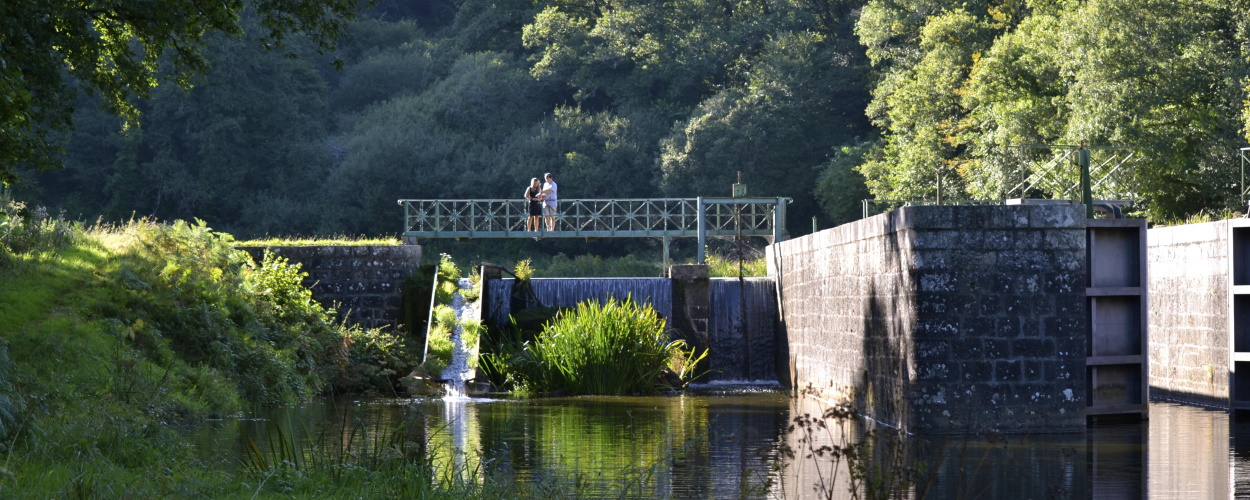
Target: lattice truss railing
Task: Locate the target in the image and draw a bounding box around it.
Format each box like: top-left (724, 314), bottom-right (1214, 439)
top-left (701, 202), bottom-right (775, 232)
top-left (399, 198), bottom-right (778, 236)
top-left (1240, 148), bottom-right (1250, 202)
top-left (989, 145), bottom-right (1139, 202)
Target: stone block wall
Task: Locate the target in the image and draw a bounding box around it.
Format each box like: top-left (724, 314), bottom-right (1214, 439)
top-left (767, 204), bottom-right (1088, 433)
top-left (1147, 221), bottom-right (1229, 406)
top-left (236, 245), bottom-right (422, 329)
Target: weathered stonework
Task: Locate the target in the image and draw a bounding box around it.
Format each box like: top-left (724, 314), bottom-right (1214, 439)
top-left (1147, 221), bottom-right (1230, 406)
top-left (766, 205), bottom-right (1088, 433)
top-left (236, 245), bottom-right (422, 330)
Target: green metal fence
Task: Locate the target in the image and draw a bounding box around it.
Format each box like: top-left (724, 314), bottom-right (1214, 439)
top-left (398, 197), bottom-right (790, 264)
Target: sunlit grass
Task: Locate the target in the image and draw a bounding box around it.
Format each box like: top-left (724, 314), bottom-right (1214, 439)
top-left (704, 252), bottom-right (766, 277)
top-left (1152, 207), bottom-right (1242, 227)
top-left (235, 235), bottom-right (402, 246)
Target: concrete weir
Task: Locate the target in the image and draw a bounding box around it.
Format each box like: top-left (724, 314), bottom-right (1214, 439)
top-left (482, 274), bottom-right (780, 383)
top-left (766, 204), bottom-right (1094, 433)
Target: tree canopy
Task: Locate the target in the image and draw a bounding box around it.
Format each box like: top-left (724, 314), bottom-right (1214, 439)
top-left (0, 0), bottom-right (358, 185)
top-left (855, 0), bottom-right (1250, 219)
top-left (8, 0), bottom-right (1250, 241)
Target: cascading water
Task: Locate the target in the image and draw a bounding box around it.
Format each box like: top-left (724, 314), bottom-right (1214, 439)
top-left (707, 278), bottom-right (778, 383)
top-left (482, 276), bottom-right (779, 384)
top-left (441, 278), bottom-right (478, 398)
top-left (485, 278), bottom-right (673, 330)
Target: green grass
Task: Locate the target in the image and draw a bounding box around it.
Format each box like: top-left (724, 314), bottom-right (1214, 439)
top-left (0, 199), bottom-right (447, 497)
top-left (235, 235), bottom-right (402, 246)
top-left (1151, 207), bottom-right (1242, 227)
top-left (705, 252), bottom-right (766, 277)
top-left (533, 253), bottom-right (663, 277)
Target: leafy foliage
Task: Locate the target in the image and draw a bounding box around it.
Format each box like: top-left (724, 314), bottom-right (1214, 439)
top-left (0, 191), bottom-right (78, 264)
top-left (13, 0), bottom-right (1250, 239)
top-left (491, 296), bottom-right (702, 395)
top-left (0, 0), bottom-right (359, 184)
top-left (103, 220), bottom-right (344, 403)
top-left (16, 0), bottom-right (873, 240)
top-left (855, 0), bottom-right (1250, 220)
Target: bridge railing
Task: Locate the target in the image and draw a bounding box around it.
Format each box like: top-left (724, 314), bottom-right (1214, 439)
top-left (398, 198), bottom-right (784, 237)
top-left (398, 197), bottom-right (790, 262)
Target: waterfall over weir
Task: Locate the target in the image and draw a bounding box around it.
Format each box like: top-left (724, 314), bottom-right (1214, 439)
top-left (485, 278), bottom-right (673, 330)
top-left (708, 278), bottom-right (778, 383)
top-left (482, 276), bottom-right (779, 384)
top-left (442, 278), bottom-right (478, 398)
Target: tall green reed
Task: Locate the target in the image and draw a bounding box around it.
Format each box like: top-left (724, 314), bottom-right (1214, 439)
top-left (500, 296), bottom-right (704, 395)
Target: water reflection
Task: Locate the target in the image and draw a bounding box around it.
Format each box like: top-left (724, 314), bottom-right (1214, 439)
top-left (190, 396), bottom-right (1250, 499)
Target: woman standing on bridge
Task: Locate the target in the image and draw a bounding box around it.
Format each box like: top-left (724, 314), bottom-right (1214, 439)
top-left (524, 177), bottom-right (543, 232)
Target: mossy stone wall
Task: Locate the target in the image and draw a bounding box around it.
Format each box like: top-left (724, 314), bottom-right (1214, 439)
top-left (236, 245), bottom-right (422, 329)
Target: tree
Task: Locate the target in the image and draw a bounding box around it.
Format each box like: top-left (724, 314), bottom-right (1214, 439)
top-left (857, 0), bottom-right (1250, 219)
top-left (855, 6), bottom-right (997, 202)
top-left (0, 0), bottom-right (359, 185)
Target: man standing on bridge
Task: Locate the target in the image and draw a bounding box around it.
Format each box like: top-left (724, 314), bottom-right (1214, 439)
top-left (542, 172), bottom-right (559, 232)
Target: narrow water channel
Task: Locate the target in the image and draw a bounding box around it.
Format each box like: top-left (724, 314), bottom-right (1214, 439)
top-left (189, 393), bottom-right (1250, 498)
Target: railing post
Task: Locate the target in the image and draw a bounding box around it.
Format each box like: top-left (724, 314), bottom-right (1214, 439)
top-left (1079, 147), bottom-right (1093, 218)
top-left (697, 197), bottom-right (707, 264)
top-left (1241, 147), bottom-right (1250, 209)
top-left (773, 197), bottom-right (786, 243)
top-left (434, 202), bottom-right (441, 238)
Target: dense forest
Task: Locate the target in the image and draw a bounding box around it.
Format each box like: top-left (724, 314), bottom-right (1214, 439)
top-left (8, 0), bottom-right (1250, 241)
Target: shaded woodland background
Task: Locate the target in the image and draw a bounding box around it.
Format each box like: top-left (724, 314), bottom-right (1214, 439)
top-left (10, 0), bottom-right (1250, 242)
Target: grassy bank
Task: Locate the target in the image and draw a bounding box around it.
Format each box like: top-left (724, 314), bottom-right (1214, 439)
top-left (0, 196), bottom-right (514, 497)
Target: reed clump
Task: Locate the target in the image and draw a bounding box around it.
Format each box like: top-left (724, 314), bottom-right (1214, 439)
top-left (488, 296), bottom-right (705, 395)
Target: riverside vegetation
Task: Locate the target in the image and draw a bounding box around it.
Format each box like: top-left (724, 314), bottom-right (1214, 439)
top-left (0, 194), bottom-right (545, 497)
top-left (1, 193), bottom-right (924, 497)
top-left (0, 194), bottom-right (756, 497)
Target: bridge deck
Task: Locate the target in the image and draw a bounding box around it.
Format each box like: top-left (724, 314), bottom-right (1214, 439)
top-left (398, 197), bottom-right (787, 240)
top-left (399, 197), bottom-right (789, 263)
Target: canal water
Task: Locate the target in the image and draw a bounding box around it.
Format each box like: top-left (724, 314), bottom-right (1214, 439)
top-left (190, 392), bottom-right (1250, 498)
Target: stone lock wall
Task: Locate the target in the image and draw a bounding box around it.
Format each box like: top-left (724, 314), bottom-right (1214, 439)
top-left (236, 245), bottom-right (422, 330)
top-left (767, 205), bottom-right (1088, 433)
top-left (1146, 221), bottom-right (1230, 406)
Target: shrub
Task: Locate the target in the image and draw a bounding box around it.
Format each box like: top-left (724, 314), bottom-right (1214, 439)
top-left (503, 296), bottom-right (703, 395)
top-left (102, 219), bottom-right (356, 403)
top-left (0, 192), bottom-right (77, 263)
top-left (513, 258), bottom-right (534, 280)
top-left (435, 253), bottom-right (462, 304)
top-left (336, 326), bottom-right (421, 395)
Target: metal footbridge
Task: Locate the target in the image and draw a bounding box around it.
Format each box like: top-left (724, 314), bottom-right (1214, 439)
top-left (398, 197), bottom-right (790, 263)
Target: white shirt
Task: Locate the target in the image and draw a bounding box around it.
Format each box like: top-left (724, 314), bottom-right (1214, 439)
top-left (543, 180), bottom-right (558, 206)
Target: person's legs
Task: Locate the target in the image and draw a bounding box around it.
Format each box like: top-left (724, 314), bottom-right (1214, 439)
top-left (543, 205), bottom-right (557, 231)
